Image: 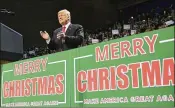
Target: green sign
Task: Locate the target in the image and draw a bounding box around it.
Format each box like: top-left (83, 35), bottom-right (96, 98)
top-left (1, 26), bottom-right (174, 107)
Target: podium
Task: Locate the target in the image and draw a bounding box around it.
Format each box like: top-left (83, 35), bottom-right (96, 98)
top-left (0, 23), bottom-right (23, 64)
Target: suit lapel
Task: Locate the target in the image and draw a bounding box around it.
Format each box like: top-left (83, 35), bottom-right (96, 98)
top-left (65, 24), bottom-right (72, 35)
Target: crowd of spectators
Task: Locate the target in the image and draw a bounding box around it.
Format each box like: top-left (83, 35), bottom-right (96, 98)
top-left (22, 4), bottom-right (174, 59)
top-left (84, 4), bottom-right (174, 45)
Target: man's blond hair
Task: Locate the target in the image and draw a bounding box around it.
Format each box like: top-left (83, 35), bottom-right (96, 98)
top-left (58, 9), bottom-right (71, 21)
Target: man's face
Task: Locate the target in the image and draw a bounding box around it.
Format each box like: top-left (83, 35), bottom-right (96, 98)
top-left (58, 11), bottom-right (68, 25)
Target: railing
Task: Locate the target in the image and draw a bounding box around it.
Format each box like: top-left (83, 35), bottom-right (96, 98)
top-left (1, 26), bottom-right (174, 107)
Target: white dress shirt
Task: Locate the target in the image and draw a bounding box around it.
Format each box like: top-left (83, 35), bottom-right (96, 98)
top-left (46, 22), bottom-right (71, 44)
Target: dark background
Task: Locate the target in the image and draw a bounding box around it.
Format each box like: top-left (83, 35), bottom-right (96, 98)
top-left (0, 0), bottom-right (119, 49)
top-left (0, 0), bottom-right (173, 49)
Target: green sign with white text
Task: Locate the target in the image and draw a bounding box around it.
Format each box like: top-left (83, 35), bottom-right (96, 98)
top-left (1, 26), bottom-right (174, 107)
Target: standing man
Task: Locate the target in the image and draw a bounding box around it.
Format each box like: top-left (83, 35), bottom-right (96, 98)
top-left (40, 9), bottom-right (84, 51)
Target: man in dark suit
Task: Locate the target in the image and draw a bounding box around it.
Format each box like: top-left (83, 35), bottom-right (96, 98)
top-left (40, 9), bottom-right (84, 51)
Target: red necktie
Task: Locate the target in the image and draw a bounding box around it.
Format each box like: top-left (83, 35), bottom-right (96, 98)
top-left (62, 26), bottom-right (66, 33)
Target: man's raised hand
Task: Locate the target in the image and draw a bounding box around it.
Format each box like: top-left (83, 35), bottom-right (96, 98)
top-left (40, 31), bottom-right (50, 40)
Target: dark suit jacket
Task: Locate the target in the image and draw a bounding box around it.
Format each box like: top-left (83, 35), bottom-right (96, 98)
top-left (48, 24), bottom-right (84, 51)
